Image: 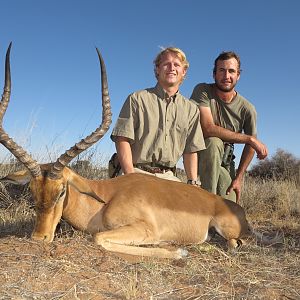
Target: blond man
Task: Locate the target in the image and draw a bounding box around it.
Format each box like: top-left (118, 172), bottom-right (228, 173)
top-left (111, 47), bottom-right (205, 184)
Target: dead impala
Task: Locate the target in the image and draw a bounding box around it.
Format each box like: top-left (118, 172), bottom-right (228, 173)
top-left (0, 44), bottom-right (277, 259)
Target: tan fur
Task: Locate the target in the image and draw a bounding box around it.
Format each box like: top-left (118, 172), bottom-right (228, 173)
top-left (2, 165), bottom-right (254, 259)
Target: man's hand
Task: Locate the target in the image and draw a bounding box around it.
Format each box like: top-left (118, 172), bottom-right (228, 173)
top-left (226, 178), bottom-right (242, 205)
top-left (249, 137), bottom-right (268, 160)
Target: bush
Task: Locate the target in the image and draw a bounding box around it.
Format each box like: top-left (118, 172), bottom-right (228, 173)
top-left (249, 149), bottom-right (300, 182)
top-left (70, 159), bottom-right (108, 179)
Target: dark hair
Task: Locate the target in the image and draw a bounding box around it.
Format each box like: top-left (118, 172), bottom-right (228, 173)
top-left (213, 51), bottom-right (241, 74)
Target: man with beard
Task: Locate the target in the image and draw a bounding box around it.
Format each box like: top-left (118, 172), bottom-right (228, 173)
top-left (190, 51), bottom-right (268, 203)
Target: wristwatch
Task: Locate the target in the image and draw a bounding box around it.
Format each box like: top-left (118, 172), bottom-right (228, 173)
top-left (187, 179), bottom-right (198, 185)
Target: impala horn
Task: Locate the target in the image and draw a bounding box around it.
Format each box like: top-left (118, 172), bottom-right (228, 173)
top-left (0, 43), bottom-right (41, 178)
top-left (49, 48), bottom-right (112, 179)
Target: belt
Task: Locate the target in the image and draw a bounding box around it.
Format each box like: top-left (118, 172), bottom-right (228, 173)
top-left (134, 163), bottom-right (176, 174)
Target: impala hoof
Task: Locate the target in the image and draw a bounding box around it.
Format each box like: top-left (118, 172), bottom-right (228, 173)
top-left (176, 248), bottom-right (188, 258)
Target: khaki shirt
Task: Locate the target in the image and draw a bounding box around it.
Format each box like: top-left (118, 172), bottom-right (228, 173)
top-left (191, 83), bottom-right (257, 135)
top-left (111, 84), bottom-right (205, 167)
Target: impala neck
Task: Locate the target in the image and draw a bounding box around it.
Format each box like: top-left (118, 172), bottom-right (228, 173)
top-left (62, 184), bottom-right (106, 234)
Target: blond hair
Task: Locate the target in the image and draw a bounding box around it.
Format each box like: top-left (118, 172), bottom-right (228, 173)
top-left (153, 47), bottom-right (189, 79)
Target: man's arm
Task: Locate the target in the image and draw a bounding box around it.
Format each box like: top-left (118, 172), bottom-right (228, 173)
top-left (226, 144), bottom-right (255, 203)
top-left (183, 152), bottom-right (198, 182)
top-left (199, 106), bottom-right (268, 159)
top-left (115, 137), bottom-right (135, 174)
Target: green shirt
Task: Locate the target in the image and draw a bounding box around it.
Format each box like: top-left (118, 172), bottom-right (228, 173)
top-left (190, 83), bottom-right (257, 136)
top-left (111, 84), bottom-right (205, 167)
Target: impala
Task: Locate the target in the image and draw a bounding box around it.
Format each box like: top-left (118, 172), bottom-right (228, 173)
top-left (0, 44), bottom-right (275, 259)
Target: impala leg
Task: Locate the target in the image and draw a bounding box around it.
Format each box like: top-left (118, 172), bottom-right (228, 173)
top-left (227, 238), bottom-right (244, 251)
top-left (94, 223), bottom-right (188, 259)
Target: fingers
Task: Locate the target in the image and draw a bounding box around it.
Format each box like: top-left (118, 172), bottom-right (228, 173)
top-left (226, 185), bottom-right (233, 196)
top-left (257, 149), bottom-right (268, 159)
top-left (256, 143), bottom-right (268, 160)
top-left (227, 184), bottom-right (241, 204)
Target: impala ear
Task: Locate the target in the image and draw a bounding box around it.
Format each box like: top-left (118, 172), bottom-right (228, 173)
top-left (68, 171), bottom-right (105, 204)
top-left (1, 170), bottom-right (32, 185)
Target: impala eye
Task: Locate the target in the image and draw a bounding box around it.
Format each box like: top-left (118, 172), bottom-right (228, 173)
top-left (59, 187), bottom-right (66, 199)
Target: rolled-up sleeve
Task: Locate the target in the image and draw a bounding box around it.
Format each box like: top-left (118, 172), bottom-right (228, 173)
top-left (184, 104), bottom-right (206, 153)
top-left (111, 95), bottom-right (137, 143)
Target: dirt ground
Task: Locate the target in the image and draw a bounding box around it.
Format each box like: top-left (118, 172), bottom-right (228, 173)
top-left (0, 181), bottom-right (299, 299)
top-left (0, 223), bottom-right (299, 300)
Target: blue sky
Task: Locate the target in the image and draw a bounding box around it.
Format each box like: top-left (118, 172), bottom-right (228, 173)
top-left (1, 0), bottom-right (299, 167)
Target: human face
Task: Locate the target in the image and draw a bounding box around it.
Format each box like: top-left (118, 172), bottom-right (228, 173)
top-left (156, 52), bottom-right (186, 89)
top-left (214, 58), bottom-right (240, 93)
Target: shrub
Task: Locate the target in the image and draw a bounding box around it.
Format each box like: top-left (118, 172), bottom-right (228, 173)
top-left (249, 149), bottom-right (300, 182)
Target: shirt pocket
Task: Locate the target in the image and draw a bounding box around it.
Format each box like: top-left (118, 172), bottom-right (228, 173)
top-left (174, 119), bottom-right (188, 151)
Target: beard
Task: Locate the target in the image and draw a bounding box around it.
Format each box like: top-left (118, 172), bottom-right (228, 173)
top-left (215, 80), bottom-right (237, 93)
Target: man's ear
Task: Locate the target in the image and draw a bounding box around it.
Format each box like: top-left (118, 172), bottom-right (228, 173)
top-left (155, 66), bottom-right (159, 78)
top-left (1, 170), bottom-right (32, 185)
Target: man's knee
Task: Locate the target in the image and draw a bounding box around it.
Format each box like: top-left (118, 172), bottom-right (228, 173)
top-left (205, 137), bottom-right (224, 151)
top-left (218, 167), bottom-right (236, 202)
top-left (200, 137), bottom-right (224, 161)
top-left (155, 171), bottom-right (181, 182)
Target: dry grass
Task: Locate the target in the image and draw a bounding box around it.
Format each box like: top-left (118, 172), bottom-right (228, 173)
top-left (241, 175), bottom-right (300, 219)
top-left (0, 163), bottom-right (299, 299)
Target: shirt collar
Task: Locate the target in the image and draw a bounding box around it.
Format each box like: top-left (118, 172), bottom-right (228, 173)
top-left (154, 84), bottom-right (178, 102)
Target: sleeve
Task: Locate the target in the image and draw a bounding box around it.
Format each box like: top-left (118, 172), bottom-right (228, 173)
top-left (244, 106), bottom-right (257, 136)
top-left (190, 83), bottom-right (211, 107)
top-left (184, 104), bottom-right (206, 153)
top-left (110, 94), bottom-right (138, 143)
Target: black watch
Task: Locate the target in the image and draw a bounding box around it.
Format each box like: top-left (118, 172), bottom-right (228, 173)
top-left (187, 179), bottom-right (198, 185)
